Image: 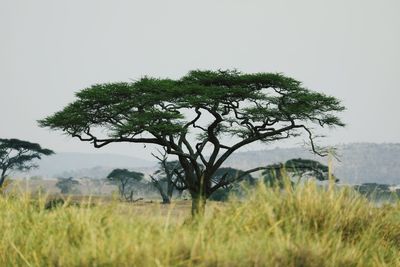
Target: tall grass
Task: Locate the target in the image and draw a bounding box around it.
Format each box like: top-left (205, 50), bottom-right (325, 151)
top-left (0, 182), bottom-right (399, 266)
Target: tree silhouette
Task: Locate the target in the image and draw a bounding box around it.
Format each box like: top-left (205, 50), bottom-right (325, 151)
top-left (39, 70), bottom-right (345, 216)
top-left (107, 169), bottom-right (144, 201)
top-left (209, 167), bottom-right (255, 201)
top-left (262, 158), bottom-right (337, 187)
top-left (55, 177), bottom-right (80, 194)
top-left (0, 138), bottom-right (54, 188)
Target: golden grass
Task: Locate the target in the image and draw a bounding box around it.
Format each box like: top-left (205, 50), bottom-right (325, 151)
top-left (0, 183), bottom-right (399, 267)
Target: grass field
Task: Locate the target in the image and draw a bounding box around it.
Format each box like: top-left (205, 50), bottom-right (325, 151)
top-left (0, 183), bottom-right (399, 267)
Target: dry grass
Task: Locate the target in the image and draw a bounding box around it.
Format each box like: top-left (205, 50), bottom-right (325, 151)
top-left (0, 182), bottom-right (399, 266)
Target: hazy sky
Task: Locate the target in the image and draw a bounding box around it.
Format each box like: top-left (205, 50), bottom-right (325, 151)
top-left (1, 0), bottom-right (399, 160)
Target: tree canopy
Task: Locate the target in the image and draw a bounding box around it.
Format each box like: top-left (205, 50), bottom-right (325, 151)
top-left (107, 169), bottom-right (144, 201)
top-left (56, 177), bottom-right (80, 194)
top-left (209, 167), bottom-right (255, 201)
top-left (0, 138), bottom-right (54, 187)
top-left (39, 69), bottom-right (345, 215)
top-left (262, 158), bottom-right (337, 187)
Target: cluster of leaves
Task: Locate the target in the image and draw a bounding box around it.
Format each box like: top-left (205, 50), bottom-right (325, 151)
top-left (55, 177), bottom-right (80, 194)
top-left (39, 70), bottom-right (344, 150)
top-left (209, 167), bottom-right (255, 201)
top-left (263, 158), bottom-right (335, 186)
top-left (0, 139), bottom-right (54, 187)
top-left (107, 169), bottom-right (145, 201)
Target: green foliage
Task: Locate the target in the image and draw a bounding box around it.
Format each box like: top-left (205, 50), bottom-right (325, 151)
top-left (55, 177), bottom-right (80, 194)
top-left (39, 71), bottom-right (344, 142)
top-left (107, 169), bottom-right (144, 200)
top-left (209, 167), bottom-right (255, 201)
top-left (354, 183), bottom-right (400, 201)
top-left (44, 198), bottom-right (65, 210)
top-left (107, 169), bottom-right (144, 182)
top-left (0, 138), bottom-right (54, 187)
top-left (262, 158), bottom-right (335, 187)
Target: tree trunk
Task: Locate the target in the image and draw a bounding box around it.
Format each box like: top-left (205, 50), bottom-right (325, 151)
top-left (0, 174), bottom-right (6, 188)
top-left (153, 181), bottom-right (171, 204)
top-left (125, 190), bottom-right (134, 202)
top-left (160, 191), bottom-right (171, 204)
top-left (191, 193), bottom-right (207, 217)
top-left (0, 169), bottom-right (7, 188)
top-left (119, 184), bottom-right (125, 199)
top-left (167, 181), bottom-right (174, 201)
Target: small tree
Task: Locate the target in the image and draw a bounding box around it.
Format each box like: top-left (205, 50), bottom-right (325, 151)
top-left (150, 149), bottom-right (185, 204)
top-left (56, 177), bottom-right (80, 194)
top-left (107, 169), bottom-right (144, 201)
top-left (262, 158), bottom-right (337, 187)
top-left (0, 138), bottom-right (54, 188)
top-left (209, 167), bottom-right (255, 201)
top-left (39, 70), bottom-right (345, 216)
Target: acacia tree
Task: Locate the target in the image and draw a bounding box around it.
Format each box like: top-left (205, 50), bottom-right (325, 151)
top-left (150, 150), bottom-right (185, 204)
top-left (0, 138), bottom-right (54, 188)
top-left (208, 167), bottom-right (255, 201)
top-left (56, 177), bottom-right (80, 194)
top-left (262, 158), bottom-right (338, 187)
top-left (39, 70), bottom-right (344, 216)
top-left (107, 169), bottom-right (144, 201)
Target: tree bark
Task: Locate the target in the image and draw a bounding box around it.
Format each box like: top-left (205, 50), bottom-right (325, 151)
top-left (0, 169), bottom-right (7, 188)
top-left (191, 193), bottom-right (207, 217)
top-left (152, 179), bottom-right (171, 204)
top-left (167, 180), bottom-right (174, 201)
top-left (160, 189), bottom-right (171, 204)
top-left (0, 175), bottom-right (6, 188)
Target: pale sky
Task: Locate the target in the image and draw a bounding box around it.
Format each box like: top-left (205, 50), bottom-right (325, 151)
top-left (1, 0), bottom-right (399, 160)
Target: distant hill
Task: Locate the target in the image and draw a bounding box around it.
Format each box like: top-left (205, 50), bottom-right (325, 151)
top-left (224, 143), bottom-right (400, 185)
top-left (26, 152), bottom-right (155, 178)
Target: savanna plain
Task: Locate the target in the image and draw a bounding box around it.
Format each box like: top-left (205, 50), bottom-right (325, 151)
top-left (1, 182), bottom-right (399, 267)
